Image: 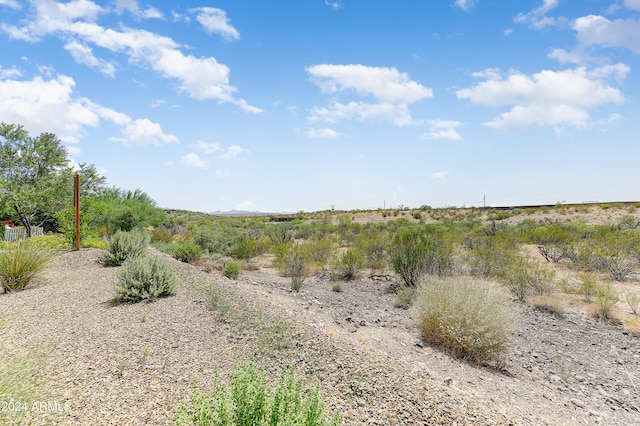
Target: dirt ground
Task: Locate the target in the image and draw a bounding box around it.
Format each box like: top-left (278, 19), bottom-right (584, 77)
top-left (229, 204), bottom-right (640, 425)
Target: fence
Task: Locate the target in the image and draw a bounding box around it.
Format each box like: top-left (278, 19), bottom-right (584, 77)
top-left (4, 226), bottom-right (44, 242)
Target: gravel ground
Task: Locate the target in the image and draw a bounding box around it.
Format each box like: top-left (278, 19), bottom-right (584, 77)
top-left (0, 248), bottom-right (503, 425)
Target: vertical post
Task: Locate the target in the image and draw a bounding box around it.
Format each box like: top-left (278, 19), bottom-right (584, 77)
top-left (74, 174), bottom-right (80, 251)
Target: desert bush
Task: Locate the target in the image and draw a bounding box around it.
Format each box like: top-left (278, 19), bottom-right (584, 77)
top-left (531, 294), bottom-right (566, 317)
top-left (413, 276), bottom-right (517, 364)
top-left (173, 241), bottom-right (202, 264)
top-left (579, 273), bottom-right (598, 303)
top-left (501, 258), bottom-right (555, 302)
top-left (354, 230), bottom-right (389, 274)
top-left (394, 287), bottom-right (414, 309)
top-left (389, 228), bottom-right (453, 287)
top-left (175, 360), bottom-right (341, 426)
top-left (591, 283), bottom-right (619, 321)
top-left (150, 227), bottom-right (174, 243)
top-left (0, 242), bottom-right (54, 293)
top-left (305, 238), bottom-right (334, 268)
top-left (265, 223), bottom-right (294, 245)
top-left (332, 249), bottom-right (364, 281)
top-left (279, 245), bottom-right (310, 292)
top-left (626, 293), bottom-right (640, 315)
top-left (231, 235), bottom-right (265, 260)
top-left (115, 257), bottom-right (178, 303)
top-left (99, 229), bottom-right (149, 267)
top-left (224, 261), bottom-right (241, 280)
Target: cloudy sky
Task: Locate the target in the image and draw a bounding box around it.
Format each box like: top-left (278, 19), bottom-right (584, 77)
top-left (1, 0), bottom-right (639, 212)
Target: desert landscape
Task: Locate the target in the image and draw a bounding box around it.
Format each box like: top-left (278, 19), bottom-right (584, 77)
top-left (1, 203), bottom-right (640, 425)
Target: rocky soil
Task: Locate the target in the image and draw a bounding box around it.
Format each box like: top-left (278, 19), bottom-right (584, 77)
top-left (1, 206), bottom-right (640, 425)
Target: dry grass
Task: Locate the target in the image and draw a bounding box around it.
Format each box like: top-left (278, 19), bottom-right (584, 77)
top-left (531, 294), bottom-right (566, 317)
top-left (412, 276), bottom-right (518, 365)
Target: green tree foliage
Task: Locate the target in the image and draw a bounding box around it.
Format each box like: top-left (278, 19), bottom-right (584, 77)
top-left (0, 122), bottom-right (105, 236)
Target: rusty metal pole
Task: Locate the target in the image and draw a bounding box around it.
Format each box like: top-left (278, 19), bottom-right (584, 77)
top-left (74, 174), bottom-right (80, 251)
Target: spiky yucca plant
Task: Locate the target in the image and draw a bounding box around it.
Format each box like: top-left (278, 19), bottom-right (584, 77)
top-left (0, 242), bottom-right (53, 293)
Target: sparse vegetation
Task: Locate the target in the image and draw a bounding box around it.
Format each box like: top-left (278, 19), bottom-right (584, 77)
top-left (173, 241), bottom-right (203, 264)
top-left (224, 261), bottom-right (242, 280)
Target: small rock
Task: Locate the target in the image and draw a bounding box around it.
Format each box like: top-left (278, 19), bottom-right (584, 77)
top-left (532, 352), bottom-right (539, 358)
top-left (444, 377), bottom-right (453, 386)
top-left (414, 340), bottom-right (424, 348)
top-left (588, 410), bottom-right (601, 417)
top-left (570, 398), bottom-right (585, 408)
top-left (348, 325), bottom-right (357, 333)
top-left (359, 320), bottom-right (366, 326)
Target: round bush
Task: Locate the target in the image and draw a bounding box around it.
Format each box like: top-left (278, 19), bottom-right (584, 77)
top-left (173, 242), bottom-right (202, 264)
top-left (115, 257), bottom-right (178, 303)
top-left (413, 276), bottom-right (517, 364)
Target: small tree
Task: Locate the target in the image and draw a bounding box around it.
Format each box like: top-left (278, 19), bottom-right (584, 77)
top-left (0, 122), bottom-right (105, 236)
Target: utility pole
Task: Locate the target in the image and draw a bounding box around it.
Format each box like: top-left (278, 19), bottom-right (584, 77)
top-left (74, 174), bottom-right (80, 251)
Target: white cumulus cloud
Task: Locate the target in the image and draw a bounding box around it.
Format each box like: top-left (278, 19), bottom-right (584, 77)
top-left (306, 64), bottom-right (432, 126)
top-left (625, 0), bottom-right (640, 11)
top-left (221, 145), bottom-right (248, 160)
top-left (181, 153), bottom-right (206, 168)
top-left (64, 40), bottom-right (116, 77)
top-left (191, 140), bottom-right (221, 154)
top-left (424, 120), bottom-right (463, 141)
top-left (0, 0), bottom-right (21, 9)
top-left (0, 1), bottom-right (260, 112)
top-left (454, 0), bottom-right (477, 12)
top-left (573, 15), bottom-right (640, 53)
top-left (190, 7), bottom-right (240, 40)
top-left (514, 0), bottom-right (559, 29)
top-left (456, 65), bottom-right (628, 130)
top-left (0, 72), bottom-right (177, 145)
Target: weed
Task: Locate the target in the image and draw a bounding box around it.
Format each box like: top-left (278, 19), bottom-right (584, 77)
top-left (331, 282), bottom-right (343, 292)
top-left (280, 245), bottom-right (310, 292)
top-left (579, 273), bottom-right (597, 303)
top-left (531, 294), bottom-right (566, 317)
top-left (0, 346), bottom-right (47, 425)
top-left (332, 249), bottom-right (363, 281)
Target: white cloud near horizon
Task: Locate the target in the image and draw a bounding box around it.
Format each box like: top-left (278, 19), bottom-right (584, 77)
top-left (306, 64), bottom-right (432, 126)
top-left (424, 119), bottom-right (463, 141)
top-left (432, 171), bottom-right (449, 182)
top-left (190, 7), bottom-right (240, 40)
top-left (0, 0), bottom-right (260, 113)
top-left (0, 73), bottom-right (177, 144)
top-left (456, 65), bottom-right (628, 130)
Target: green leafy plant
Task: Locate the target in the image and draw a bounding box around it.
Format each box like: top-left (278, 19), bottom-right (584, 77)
top-left (413, 276), bottom-right (517, 365)
top-left (175, 360), bottom-right (341, 426)
top-left (114, 257), bottom-right (178, 303)
top-left (332, 249), bottom-right (364, 281)
top-left (0, 242), bottom-right (54, 293)
top-left (224, 261), bottom-right (241, 280)
top-left (389, 228), bottom-right (453, 287)
top-left (98, 229), bottom-right (149, 267)
top-left (173, 241), bottom-right (203, 264)
top-left (394, 287), bottom-right (414, 309)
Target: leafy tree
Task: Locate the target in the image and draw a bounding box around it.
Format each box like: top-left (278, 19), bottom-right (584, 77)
top-left (0, 122), bottom-right (105, 236)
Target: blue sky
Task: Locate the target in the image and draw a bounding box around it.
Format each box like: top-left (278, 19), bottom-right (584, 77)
top-left (1, 0), bottom-right (639, 213)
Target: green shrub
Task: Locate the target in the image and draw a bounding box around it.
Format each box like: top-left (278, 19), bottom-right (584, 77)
top-left (99, 229), bottom-right (149, 267)
top-left (394, 287), bottom-right (414, 309)
top-left (280, 245), bottom-right (310, 292)
top-left (389, 228), bottom-right (453, 287)
top-left (224, 261), bottom-right (241, 280)
top-left (501, 259), bottom-right (555, 302)
top-left (413, 276), bottom-right (517, 364)
top-left (579, 273), bottom-right (597, 303)
top-left (592, 284), bottom-right (619, 320)
top-left (173, 241), bottom-right (202, 264)
top-left (332, 249), bottom-right (364, 281)
top-left (175, 360), bottom-right (341, 426)
top-left (231, 236), bottom-right (264, 260)
top-left (0, 242), bottom-right (54, 293)
top-left (114, 257), bottom-right (178, 303)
